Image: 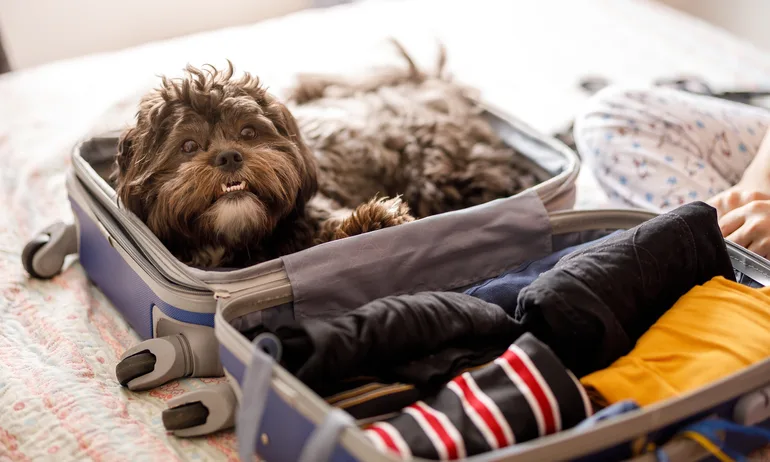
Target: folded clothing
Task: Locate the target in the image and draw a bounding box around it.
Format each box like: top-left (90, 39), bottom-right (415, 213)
top-left (243, 292), bottom-right (524, 417)
top-left (364, 333), bottom-right (593, 460)
top-left (581, 276), bottom-right (770, 406)
top-left (516, 201), bottom-right (735, 377)
top-left (464, 231), bottom-right (619, 315)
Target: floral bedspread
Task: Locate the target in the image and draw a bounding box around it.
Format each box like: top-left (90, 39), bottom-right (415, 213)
top-left (2, 0), bottom-right (770, 460)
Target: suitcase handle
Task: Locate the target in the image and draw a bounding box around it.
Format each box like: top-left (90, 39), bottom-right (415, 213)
top-left (237, 343), bottom-right (275, 462)
top-left (297, 409), bottom-right (355, 462)
top-left (236, 333), bottom-right (355, 462)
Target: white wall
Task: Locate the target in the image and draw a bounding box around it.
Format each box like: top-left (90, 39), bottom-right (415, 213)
top-left (7, 0), bottom-right (769, 72)
top-left (0, 0), bottom-right (311, 70)
top-left (657, 0), bottom-right (770, 52)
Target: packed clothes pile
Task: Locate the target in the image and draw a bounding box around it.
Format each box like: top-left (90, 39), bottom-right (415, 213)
top-left (242, 202), bottom-right (770, 460)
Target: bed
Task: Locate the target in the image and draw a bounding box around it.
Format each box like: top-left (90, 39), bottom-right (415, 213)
top-left (2, 0), bottom-right (770, 460)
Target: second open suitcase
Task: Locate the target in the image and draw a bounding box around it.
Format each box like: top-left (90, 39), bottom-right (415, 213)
top-left (211, 198), bottom-right (770, 462)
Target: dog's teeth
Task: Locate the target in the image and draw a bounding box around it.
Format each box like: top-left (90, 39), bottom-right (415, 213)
top-left (220, 181), bottom-right (246, 195)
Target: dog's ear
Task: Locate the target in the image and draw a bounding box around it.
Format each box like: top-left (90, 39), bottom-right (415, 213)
top-left (112, 126), bottom-right (147, 219)
top-left (274, 104), bottom-right (318, 208)
top-left (115, 126), bottom-right (136, 177)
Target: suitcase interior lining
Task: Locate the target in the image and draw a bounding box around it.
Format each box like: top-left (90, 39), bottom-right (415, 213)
top-left (77, 133), bottom-right (123, 187)
top-left (227, 227), bottom-right (618, 335)
top-left (221, 237), bottom-right (770, 462)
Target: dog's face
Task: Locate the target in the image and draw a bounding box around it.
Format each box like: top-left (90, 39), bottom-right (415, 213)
top-left (113, 64), bottom-right (317, 257)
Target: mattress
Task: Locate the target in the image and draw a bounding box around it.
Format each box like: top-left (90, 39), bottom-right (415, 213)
top-left (2, 0), bottom-right (770, 459)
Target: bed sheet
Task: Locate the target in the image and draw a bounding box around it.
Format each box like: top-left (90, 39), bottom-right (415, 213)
top-left (3, 0), bottom-right (770, 460)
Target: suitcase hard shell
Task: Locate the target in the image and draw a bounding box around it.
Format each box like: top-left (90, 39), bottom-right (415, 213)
top-left (213, 201), bottom-right (770, 462)
top-left (22, 100), bottom-right (581, 437)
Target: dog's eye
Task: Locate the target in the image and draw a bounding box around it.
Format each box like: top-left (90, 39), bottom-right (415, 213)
top-left (181, 140), bottom-right (199, 154)
top-left (240, 126), bottom-right (256, 140)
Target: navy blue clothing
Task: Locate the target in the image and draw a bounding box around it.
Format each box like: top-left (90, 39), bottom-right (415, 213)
top-left (464, 232), bottom-right (619, 315)
top-left (575, 400), bottom-right (640, 430)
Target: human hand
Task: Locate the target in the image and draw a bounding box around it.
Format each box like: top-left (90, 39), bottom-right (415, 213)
top-left (708, 126), bottom-right (770, 218)
top-left (707, 186), bottom-right (770, 219)
top-left (718, 199), bottom-right (770, 258)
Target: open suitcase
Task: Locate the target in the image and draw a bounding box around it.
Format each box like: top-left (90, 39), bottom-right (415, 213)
top-left (21, 100), bottom-right (581, 437)
top-left (213, 199), bottom-right (770, 462)
top-left (25, 92), bottom-right (770, 460)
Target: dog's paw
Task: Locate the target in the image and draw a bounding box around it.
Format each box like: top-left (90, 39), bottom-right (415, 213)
top-left (333, 196), bottom-right (414, 240)
top-left (376, 196), bottom-right (415, 226)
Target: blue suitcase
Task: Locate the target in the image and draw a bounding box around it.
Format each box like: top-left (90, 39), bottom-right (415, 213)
top-left (22, 100), bottom-right (581, 438)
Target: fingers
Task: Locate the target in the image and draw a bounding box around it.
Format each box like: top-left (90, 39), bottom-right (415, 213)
top-left (719, 207), bottom-right (747, 237)
top-left (747, 239), bottom-right (770, 259)
top-left (708, 189), bottom-right (770, 218)
top-left (710, 189), bottom-right (743, 217)
top-left (721, 201), bottom-right (770, 257)
top-left (707, 193), bottom-right (734, 218)
top-left (744, 190), bottom-right (770, 203)
top-left (724, 223), bottom-right (752, 250)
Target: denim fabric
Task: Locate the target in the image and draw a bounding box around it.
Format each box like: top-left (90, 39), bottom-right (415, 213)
top-left (464, 232), bottom-right (619, 315)
top-left (575, 400), bottom-right (640, 429)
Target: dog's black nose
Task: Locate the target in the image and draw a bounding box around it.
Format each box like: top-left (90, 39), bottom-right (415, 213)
top-left (215, 150), bottom-right (243, 172)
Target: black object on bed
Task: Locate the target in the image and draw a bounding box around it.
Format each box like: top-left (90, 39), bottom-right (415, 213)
top-left (0, 29), bottom-right (10, 74)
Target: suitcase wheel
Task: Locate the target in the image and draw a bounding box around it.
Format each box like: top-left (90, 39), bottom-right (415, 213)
top-left (117, 336), bottom-right (188, 391)
top-left (117, 331), bottom-right (223, 391)
top-left (22, 221), bottom-right (78, 279)
top-left (162, 401), bottom-right (210, 431)
top-left (116, 351), bottom-right (156, 387)
top-left (22, 235), bottom-right (51, 279)
top-left (162, 383), bottom-right (237, 437)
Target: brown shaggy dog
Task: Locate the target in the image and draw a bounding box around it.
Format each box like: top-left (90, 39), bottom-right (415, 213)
top-left (112, 42), bottom-right (535, 268)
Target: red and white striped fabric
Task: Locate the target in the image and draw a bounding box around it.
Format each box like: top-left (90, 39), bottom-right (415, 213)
top-left (364, 333), bottom-right (592, 460)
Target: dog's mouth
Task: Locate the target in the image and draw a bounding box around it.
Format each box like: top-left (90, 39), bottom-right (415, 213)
top-left (216, 180), bottom-right (253, 200)
top-left (221, 180), bottom-right (247, 193)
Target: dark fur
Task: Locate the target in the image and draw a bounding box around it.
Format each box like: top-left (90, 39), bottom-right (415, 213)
top-left (112, 42), bottom-right (534, 268)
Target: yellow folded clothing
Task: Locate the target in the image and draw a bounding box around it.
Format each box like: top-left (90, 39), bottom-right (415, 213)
top-left (580, 276), bottom-right (770, 407)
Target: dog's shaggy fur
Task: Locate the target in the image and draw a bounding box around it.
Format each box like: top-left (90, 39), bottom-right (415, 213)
top-left (112, 42), bottom-right (536, 268)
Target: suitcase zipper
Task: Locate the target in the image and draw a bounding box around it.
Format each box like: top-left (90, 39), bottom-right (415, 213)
top-left (208, 270), bottom-right (292, 303)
